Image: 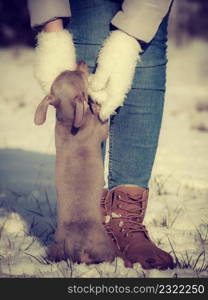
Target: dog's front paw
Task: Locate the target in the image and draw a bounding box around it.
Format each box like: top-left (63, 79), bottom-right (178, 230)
top-left (47, 221), bottom-right (116, 264)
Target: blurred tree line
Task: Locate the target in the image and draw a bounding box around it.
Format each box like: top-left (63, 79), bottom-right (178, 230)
top-left (169, 0), bottom-right (208, 44)
top-left (0, 0), bottom-right (35, 46)
top-left (0, 0), bottom-right (208, 47)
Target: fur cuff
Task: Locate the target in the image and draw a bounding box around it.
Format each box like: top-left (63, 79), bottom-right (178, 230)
top-left (34, 30), bottom-right (76, 93)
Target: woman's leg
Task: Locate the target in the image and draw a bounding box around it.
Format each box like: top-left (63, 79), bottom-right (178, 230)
top-left (108, 14), bottom-right (169, 189)
top-left (68, 0), bottom-right (120, 72)
top-left (103, 13), bottom-right (174, 269)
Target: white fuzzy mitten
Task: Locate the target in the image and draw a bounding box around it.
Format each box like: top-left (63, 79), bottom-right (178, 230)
top-left (89, 30), bottom-right (142, 121)
top-left (34, 30), bottom-right (76, 94)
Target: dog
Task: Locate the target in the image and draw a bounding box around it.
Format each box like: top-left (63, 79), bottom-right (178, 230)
top-left (34, 61), bottom-right (115, 264)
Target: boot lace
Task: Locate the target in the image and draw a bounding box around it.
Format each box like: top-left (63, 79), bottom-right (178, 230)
top-left (104, 190), bottom-right (149, 238)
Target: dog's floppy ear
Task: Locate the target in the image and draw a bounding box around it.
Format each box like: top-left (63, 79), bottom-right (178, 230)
top-left (34, 95), bottom-right (59, 125)
top-left (73, 95), bottom-right (89, 128)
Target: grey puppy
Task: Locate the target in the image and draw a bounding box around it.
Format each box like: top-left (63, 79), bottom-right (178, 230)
top-left (34, 61), bottom-right (115, 264)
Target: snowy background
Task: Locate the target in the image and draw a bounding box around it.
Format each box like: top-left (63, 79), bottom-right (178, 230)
top-left (0, 1), bottom-right (208, 278)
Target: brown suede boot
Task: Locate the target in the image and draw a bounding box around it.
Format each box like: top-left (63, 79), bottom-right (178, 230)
top-left (101, 185), bottom-right (174, 270)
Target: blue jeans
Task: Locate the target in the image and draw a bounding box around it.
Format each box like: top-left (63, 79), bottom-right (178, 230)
top-left (68, 0), bottom-right (169, 189)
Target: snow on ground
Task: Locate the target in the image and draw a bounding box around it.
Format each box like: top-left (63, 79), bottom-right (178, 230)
top-left (0, 40), bottom-right (208, 278)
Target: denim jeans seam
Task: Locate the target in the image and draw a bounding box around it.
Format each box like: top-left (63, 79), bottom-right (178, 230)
top-left (108, 118), bottom-right (114, 188)
top-left (137, 62), bottom-right (168, 69)
top-left (74, 42), bottom-right (102, 46)
top-left (131, 87), bottom-right (166, 92)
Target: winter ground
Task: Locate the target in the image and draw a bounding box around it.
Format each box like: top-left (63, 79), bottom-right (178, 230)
top-left (0, 40), bottom-right (208, 278)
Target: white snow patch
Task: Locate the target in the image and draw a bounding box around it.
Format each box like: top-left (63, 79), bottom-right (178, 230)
top-left (2, 212), bottom-right (28, 237)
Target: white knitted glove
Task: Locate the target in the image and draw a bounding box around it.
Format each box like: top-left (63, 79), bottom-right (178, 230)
top-left (34, 30), bottom-right (76, 94)
top-left (89, 30), bottom-right (142, 121)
